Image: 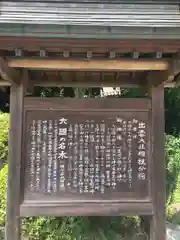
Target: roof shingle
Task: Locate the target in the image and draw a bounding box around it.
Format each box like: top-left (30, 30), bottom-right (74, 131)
top-left (1, 1), bottom-right (180, 27)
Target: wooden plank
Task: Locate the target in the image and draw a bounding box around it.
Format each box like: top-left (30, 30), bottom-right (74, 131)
top-left (150, 86), bottom-right (166, 240)
top-left (1, 37), bottom-right (180, 53)
top-left (33, 80), bottom-right (139, 87)
top-left (0, 81), bottom-right (11, 86)
top-left (7, 59), bottom-right (169, 71)
top-left (146, 60), bottom-right (180, 88)
top-left (168, 59), bottom-right (180, 82)
top-left (0, 79), bottom-right (175, 88)
top-left (0, 58), bottom-right (20, 84)
top-left (5, 79), bottom-right (25, 240)
top-left (30, 71), bottom-right (142, 87)
top-left (24, 97), bottom-right (151, 111)
top-left (142, 70), bottom-right (171, 95)
top-left (20, 202), bottom-right (153, 217)
top-left (147, 71), bottom-right (168, 88)
top-left (0, 69), bottom-right (175, 88)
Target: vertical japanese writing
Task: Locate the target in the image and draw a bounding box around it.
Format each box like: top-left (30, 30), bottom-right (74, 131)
top-left (105, 126), bottom-right (111, 188)
top-left (73, 123), bottom-right (78, 190)
top-left (137, 121), bottom-right (147, 181)
top-left (30, 120), bottom-right (36, 191)
top-left (53, 120), bottom-right (58, 192)
top-left (122, 120), bottom-right (128, 184)
top-left (89, 121), bottom-right (95, 194)
top-left (42, 120), bottom-right (47, 192)
top-left (47, 120), bottom-right (53, 193)
top-left (100, 121), bottom-right (105, 194)
top-left (74, 124), bottom-right (83, 193)
top-left (36, 120), bottom-right (42, 191)
top-left (132, 119), bottom-right (138, 140)
top-left (67, 124), bottom-right (73, 189)
top-left (95, 122), bottom-right (100, 192)
top-left (84, 121), bottom-right (90, 193)
top-left (27, 113), bottom-right (148, 197)
top-left (116, 118), bottom-right (123, 183)
top-left (58, 117), bottom-right (68, 190)
top-left (111, 124), bottom-right (116, 190)
top-left (127, 120), bottom-right (132, 188)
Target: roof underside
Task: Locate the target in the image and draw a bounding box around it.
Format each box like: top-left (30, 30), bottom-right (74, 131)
top-left (0, 1), bottom-right (180, 87)
top-left (1, 1), bottom-right (180, 39)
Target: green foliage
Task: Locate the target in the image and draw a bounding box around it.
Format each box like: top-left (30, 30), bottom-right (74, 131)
top-left (166, 205), bottom-right (176, 222)
top-left (165, 87), bottom-right (180, 136)
top-left (21, 216), bottom-right (142, 240)
top-left (166, 205), bottom-right (180, 225)
top-left (120, 88), bottom-right (144, 98)
top-left (165, 135), bottom-right (180, 204)
top-left (0, 164), bottom-right (7, 225)
top-left (173, 175), bottom-right (180, 204)
top-left (0, 112), bottom-right (9, 164)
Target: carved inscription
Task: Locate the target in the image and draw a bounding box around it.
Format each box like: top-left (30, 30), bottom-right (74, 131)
top-left (25, 111), bottom-right (149, 200)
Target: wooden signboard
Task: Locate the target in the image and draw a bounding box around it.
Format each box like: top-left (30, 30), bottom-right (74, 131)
top-left (6, 84), bottom-right (165, 240)
top-left (19, 98), bottom-right (152, 216)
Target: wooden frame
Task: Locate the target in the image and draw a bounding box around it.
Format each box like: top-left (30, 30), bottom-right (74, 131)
top-left (5, 81), bottom-right (25, 240)
top-left (4, 52), bottom-right (166, 240)
top-left (150, 86), bottom-right (166, 240)
top-left (24, 97), bottom-right (151, 110)
top-left (7, 59), bottom-right (169, 71)
top-left (20, 202), bottom-right (153, 217)
top-left (19, 97), bottom-right (152, 217)
top-left (0, 58), bottom-right (178, 88)
top-left (0, 58), bottom-right (20, 84)
top-left (5, 83), bottom-right (166, 240)
top-left (1, 37), bottom-right (180, 53)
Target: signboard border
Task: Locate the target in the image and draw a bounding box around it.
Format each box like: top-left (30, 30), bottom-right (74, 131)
top-left (20, 97), bottom-right (153, 217)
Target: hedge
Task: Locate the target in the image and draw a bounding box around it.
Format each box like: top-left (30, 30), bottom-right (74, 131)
top-left (165, 135), bottom-right (180, 203)
top-left (0, 112), bottom-right (9, 167)
top-left (0, 165), bottom-right (7, 226)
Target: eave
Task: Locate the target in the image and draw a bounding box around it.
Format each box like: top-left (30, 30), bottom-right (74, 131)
top-left (1, 24), bottom-right (180, 40)
top-left (0, 55), bottom-right (179, 89)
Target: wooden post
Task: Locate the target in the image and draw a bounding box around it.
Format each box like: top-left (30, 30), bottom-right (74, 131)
top-left (5, 81), bottom-right (25, 240)
top-left (150, 86), bottom-right (166, 240)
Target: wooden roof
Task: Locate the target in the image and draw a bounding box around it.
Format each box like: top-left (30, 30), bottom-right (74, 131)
top-left (1, 1), bottom-right (180, 27)
top-left (0, 1), bottom-right (180, 88)
top-left (0, 1), bottom-right (180, 39)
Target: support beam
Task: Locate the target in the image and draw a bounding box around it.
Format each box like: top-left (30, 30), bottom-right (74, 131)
top-left (139, 72), bottom-right (151, 96)
top-left (0, 58), bottom-right (20, 84)
top-left (146, 71), bottom-right (168, 88)
top-left (174, 74), bottom-right (180, 87)
top-left (0, 79), bottom-right (175, 88)
top-left (153, 59), bottom-right (180, 87)
top-left (168, 59), bottom-right (180, 82)
top-left (29, 71), bottom-right (143, 87)
top-left (7, 59), bottom-right (169, 71)
top-left (0, 81), bottom-right (11, 86)
top-left (141, 70), bottom-right (169, 95)
top-left (138, 59), bottom-right (180, 89)
top-left (150, 86), bottom-right (166, 240)
top-left (23, 70), bottom-right (32, 95)
top-left (0, 68), bottom-right (176, 88)
top-left (5, 77), bottom-right (26, 240)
